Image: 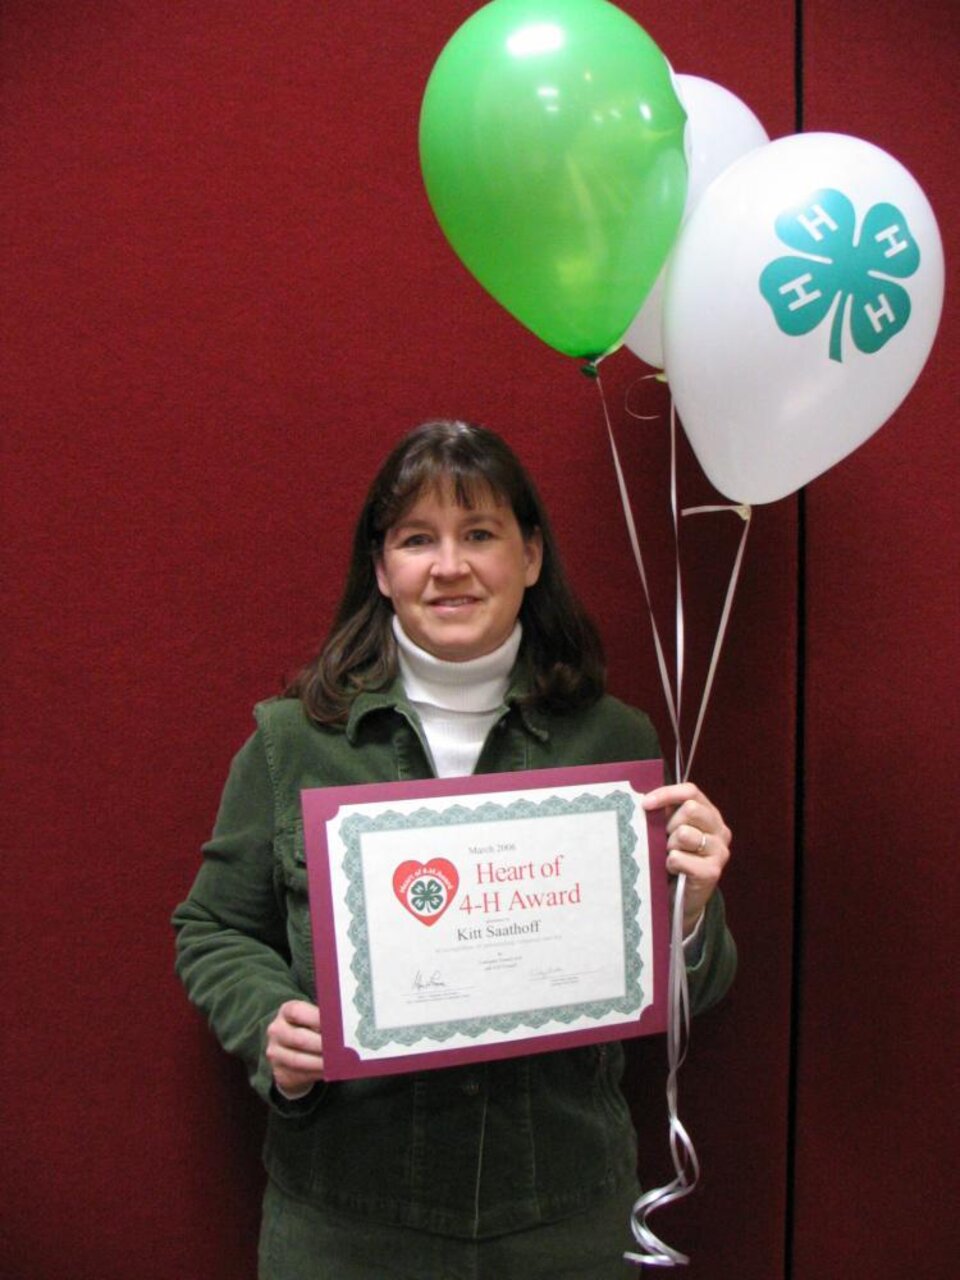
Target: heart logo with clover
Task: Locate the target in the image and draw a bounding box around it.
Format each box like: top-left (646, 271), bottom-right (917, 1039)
top-left (392, 859), bottom-right (459, 926)
top-left (759, 188), bottom-right (920, 363)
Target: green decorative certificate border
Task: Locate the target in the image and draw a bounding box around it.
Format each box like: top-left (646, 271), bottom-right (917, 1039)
top-left (338, 789), bottom-right (645, 1051)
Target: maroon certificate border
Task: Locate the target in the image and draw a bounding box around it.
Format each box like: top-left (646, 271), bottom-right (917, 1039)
top-left (302, 759), bottom-right (668, 1080)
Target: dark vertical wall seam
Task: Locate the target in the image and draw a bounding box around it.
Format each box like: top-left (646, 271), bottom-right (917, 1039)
top-left (794, 0), bottom-right (805, 132)
top-left (785, 2), bottom-right (806, 1277)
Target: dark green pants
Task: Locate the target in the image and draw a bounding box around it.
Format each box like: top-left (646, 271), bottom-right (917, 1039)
top-left (258, 1180), bottom-right (642, 1279)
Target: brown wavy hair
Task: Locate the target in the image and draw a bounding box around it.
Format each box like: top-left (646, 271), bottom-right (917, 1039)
top-left (286, 420), bottom-right (606, 723)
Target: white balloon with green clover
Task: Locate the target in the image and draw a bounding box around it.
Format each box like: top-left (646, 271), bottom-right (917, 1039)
top-left (661, 132), bottom-right (944, 504)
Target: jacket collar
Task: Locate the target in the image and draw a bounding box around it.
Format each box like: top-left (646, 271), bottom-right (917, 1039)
top-left (345, 665), bottom-right (550, 745)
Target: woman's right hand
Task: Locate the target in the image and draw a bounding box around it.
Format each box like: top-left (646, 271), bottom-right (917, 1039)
top-left (265, 999), bottom-right (324, 1099)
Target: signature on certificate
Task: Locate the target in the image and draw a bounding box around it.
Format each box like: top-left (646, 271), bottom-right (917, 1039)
top-left (413, 970), bottom-right (447, 991)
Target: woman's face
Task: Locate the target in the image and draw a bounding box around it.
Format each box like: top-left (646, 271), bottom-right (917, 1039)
top-left (375, 481), bottom-right (542, 662)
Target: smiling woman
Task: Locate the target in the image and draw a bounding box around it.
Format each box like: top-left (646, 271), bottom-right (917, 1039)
top-left (291, 419), bottom-right (608, 725)
top-left (172, 420), bottom-right (736, 1279)
top-left (374, 485), bottom-right (542, 662)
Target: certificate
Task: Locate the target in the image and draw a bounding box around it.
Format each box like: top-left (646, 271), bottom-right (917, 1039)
top-left (302, 760), bottom-right (668, 1079)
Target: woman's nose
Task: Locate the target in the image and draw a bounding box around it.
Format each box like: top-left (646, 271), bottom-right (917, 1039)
top-left (431, 539), bottom-right (467, 577)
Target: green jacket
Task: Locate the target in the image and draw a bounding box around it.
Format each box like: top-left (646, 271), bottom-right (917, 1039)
top-left (173, 674), bottom-right (736, 1238)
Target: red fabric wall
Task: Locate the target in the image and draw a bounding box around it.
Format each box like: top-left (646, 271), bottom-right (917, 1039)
top-left (1, 3), bottom-right (951, 1278)
top-left (795, 2), bottom-right (958, 1276)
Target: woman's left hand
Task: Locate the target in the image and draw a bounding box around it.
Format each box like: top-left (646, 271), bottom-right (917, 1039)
top-left (643, 782), bottom-right (732, 936)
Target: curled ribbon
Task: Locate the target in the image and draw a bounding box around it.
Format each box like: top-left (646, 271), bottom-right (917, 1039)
top-left (593, 370), bottom-right (751, 1267)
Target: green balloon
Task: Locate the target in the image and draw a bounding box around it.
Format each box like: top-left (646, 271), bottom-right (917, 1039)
top-left (419, 0), bottom-right (687, 359)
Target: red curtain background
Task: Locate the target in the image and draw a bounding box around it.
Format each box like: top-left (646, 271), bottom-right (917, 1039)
top-left (2, 3), bottom-right (954, 1277)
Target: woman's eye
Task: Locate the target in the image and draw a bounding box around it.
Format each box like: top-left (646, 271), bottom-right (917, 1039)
top-left (398, 533), bottom-right (432, 548)
top-left (466, 528), bottom-right (494, 542)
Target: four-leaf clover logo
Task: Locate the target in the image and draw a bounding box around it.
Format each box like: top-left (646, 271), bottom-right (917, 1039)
top-left (393, 858), bottom-right (458, 926)
top-left (410, 877), bottom-right (445, 914)
top-left (759, 189), bottom-right (920, 362)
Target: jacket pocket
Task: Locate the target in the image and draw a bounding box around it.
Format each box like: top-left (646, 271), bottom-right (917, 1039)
top-left (274, 821), bottom-right (316, 996)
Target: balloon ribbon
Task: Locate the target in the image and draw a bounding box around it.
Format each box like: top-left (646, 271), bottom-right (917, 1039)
top-left (592, 369), bottom-right (751, 1267)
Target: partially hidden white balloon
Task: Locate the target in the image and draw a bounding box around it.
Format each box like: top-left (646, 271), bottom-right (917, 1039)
top-left (624, 75), bottom-right (768, 368)
top-left (662, 132), bottom-right (944, 504)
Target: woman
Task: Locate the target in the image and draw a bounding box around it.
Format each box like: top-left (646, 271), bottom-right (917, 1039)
top-left (173, 420), bottom-right (735, 1279)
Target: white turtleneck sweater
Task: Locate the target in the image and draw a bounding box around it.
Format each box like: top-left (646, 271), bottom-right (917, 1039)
top-left (393, 617), bottom-right (521, 779)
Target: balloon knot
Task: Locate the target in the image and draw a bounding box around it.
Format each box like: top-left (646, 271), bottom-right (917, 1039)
top-left (581, 361), bottom-right (600, 379)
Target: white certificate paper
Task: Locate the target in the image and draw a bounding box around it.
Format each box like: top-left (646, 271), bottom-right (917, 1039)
top-left (302, 760), bottom-right (668, 1079)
